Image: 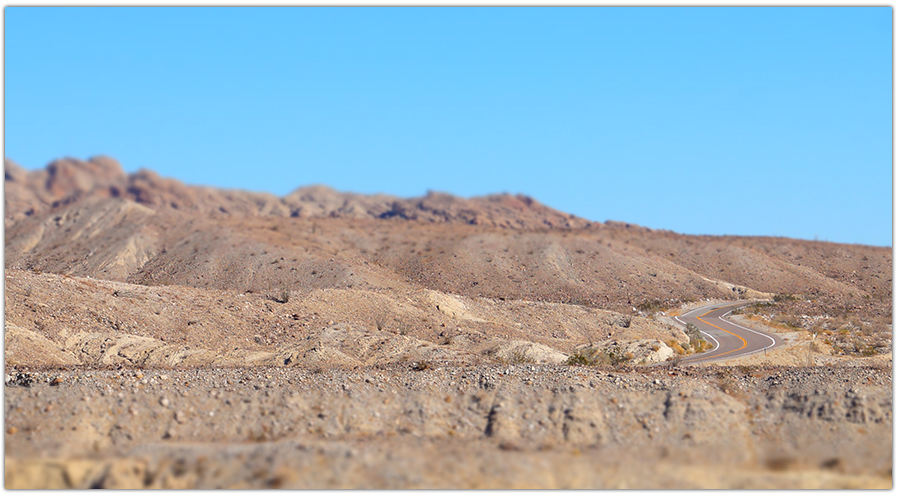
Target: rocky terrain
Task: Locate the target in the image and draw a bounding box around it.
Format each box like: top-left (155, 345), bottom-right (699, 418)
top-left (3, 156), bottom-right (892, 488)
top-left (4, 364), bottom-right (892, 488)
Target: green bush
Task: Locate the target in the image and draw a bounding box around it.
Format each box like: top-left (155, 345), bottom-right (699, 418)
top-left (566, 348), bottom-right (599, 366)
top-left (566, 345), bottom-right (629, 366)
top-left (505, 351), bottom-right (537, 364)
top-left (637, 299), bottom-right (665, 314)
top-left (684, 323), bottom-right (712, 353)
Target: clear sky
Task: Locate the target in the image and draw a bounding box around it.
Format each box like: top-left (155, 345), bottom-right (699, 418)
top-left (3, 7), bottom-right (892, 247)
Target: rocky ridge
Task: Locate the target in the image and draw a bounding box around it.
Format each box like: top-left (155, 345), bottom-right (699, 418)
top-left (5, 157), bottom-right (891, 322)
top-left (5, 157), bottom-right (592, 230)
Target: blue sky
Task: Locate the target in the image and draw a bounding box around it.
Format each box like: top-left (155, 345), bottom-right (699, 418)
top-left (4, 7), bottom-right (892, 247)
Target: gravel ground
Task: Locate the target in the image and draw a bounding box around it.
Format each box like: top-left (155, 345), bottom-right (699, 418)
top-left (4, 362), bottom-right (892, 488)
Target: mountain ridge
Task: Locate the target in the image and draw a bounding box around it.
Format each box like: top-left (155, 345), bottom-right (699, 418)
top-left (5, 156), bottom-right (597, 231)
top-left (4, 156), bottom-right (891, 326)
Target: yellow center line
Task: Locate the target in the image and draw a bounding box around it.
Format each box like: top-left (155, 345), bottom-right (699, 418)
top-left (692, 304), bottom-right (747, 361)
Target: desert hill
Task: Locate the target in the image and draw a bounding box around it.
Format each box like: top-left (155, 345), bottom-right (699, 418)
top-left (4, 156), bottom-right (892, 369)
top-left (4, 156), bottom-right (592, 229)
top-left (5, 157), bottom-right (891, 320)
top-left (3, 157), bottom-right (892, 489)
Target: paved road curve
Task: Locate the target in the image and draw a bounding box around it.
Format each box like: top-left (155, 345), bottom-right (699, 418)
top-left (675, 301), bottom-right (783, 364)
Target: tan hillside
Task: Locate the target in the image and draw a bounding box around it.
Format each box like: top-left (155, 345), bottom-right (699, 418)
top-left (4, 156), bottom-right (892, 489)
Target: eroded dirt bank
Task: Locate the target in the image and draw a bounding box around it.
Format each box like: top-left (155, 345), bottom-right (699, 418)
top-left (4, 363), bottom-right (891, 489)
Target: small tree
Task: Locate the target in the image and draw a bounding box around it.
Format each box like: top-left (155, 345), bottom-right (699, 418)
top-left (685, 323), bottom-right (705, 352)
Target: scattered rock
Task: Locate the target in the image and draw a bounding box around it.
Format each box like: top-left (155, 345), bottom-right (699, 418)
top-left (6, 373), bottom-right (35, 388)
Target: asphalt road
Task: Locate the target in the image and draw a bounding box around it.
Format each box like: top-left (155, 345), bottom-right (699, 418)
top-left (675, 301), bottom-right (783, 364)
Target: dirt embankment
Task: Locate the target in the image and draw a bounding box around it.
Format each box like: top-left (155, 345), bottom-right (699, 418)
top-left (4, 364), bottom-right (892, 489)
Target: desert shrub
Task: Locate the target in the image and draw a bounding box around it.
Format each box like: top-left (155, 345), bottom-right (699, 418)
top-left (738, 304), bottom-right (757, 315)
top-left (567, 345), bottom-right (629, 366)
top-left (277, 289), bottom-right (291, 304)
top-left (485, 347), bottom-right (536, 365)
top-left (684, 323), bottom-right (709, 352)
top-left (684, 323), bottom-right (701, 339)
top-left (637, 299), bottom-right (665, 314)
top-left (773, 314), bottom-right (802, 329)
top-left (567, 348), bottom-right (600, 366)
top-left (665, 340), bottom-right (686, 355)
top-left (411, 361), bottom-right (432, 371)
top-left (853, 340), bottom-right (877, 357)
top-left (604, 345), bottom-right (630, 365)
top-left (773, 293), bottom-right (797, 302)
top-left (505, 351), bottom-right (537, 364)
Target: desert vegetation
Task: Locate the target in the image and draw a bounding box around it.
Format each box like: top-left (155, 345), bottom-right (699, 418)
top-left (733, 300), bottom-right (891, 358)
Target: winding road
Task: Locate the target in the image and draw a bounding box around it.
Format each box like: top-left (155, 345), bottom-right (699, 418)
top-left (675, 301), bottom-right (783, 364)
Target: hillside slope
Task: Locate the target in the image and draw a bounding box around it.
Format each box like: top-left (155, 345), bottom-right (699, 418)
top-left (5, 157), bottom-right (890, 319)
top-left (4, 157), bottom-right (892, 489)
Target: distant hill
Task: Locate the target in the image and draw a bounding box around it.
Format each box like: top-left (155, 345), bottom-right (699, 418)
top-left (4, 156), bottom-right (594, 230)
top-left (5, 156), bottom-right (891, 323)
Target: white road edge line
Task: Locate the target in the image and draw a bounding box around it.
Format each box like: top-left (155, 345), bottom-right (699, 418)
top-left (717, 314), bottom-right (777, 355)
top-left (674, 301), bottom-right (760, 361)
top-left (673, 315), bottom-right (721, 355)
top-left (679, 302), bottom-right (778, 361)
